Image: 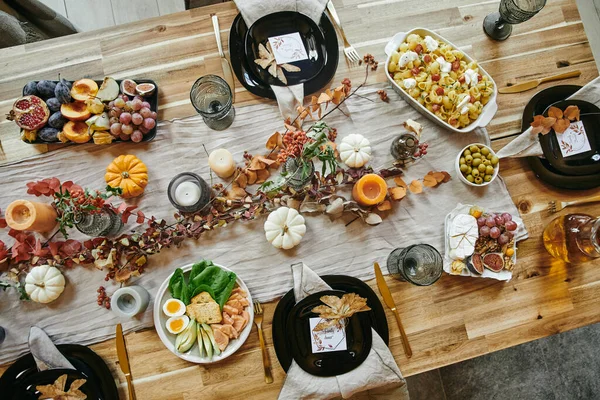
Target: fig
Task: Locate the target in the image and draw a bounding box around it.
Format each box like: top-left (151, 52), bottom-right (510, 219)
top-left (38, 126), bottom-right (60, 142)
top-left (23, 81), bottom-right (38, 96)
top-left (36, 80), bottom-right (57, 99)
top-left (46, 97), bottom-right (61, 113)
top-left (120, 79), bottom-right (137, 97)
top-left (466, 253), bottom-right (484, 275)
top-left (7, 95), bottom-right (50, 130)
top-left (135, 83), bottom-right (155, 96)
top-left (482, 253), bottom-right (504, 272)
top-left (48, 112), bottom-right (67, 129)
top-left (55, 78), bottom-right (72, 104)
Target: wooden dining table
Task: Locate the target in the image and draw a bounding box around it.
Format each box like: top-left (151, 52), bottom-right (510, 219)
top-left (1, 0), bottom-right (600, 398)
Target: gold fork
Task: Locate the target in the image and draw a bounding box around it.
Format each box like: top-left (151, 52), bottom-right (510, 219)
top-left (253, 301), bottom-right (273, 384)
top-left (548, 194), bottom-right (600, 213)
top-left (326, 1), bottom-right (360, 64)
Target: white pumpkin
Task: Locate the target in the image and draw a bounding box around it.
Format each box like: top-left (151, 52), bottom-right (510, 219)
top-left (25, 265), bottom-right (65, 304)
top-left (264, 207), bottom-right (306, 250)
top-left (339, 134), bottom-right (372, 168)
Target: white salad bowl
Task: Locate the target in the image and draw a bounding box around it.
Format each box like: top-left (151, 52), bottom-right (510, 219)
top-left (153, 263), bottom-right (254, 364)
top-left (384, 27), bottom-right (498, 133)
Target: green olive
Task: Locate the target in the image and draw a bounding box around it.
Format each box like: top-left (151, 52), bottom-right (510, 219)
top-left (472, 169), bottom-right (480, 177)
top-left (466, 166), bottom-right (472, 174)
top-left (466, 174), bottom-right (474, 182)
top-left (483, 159), bottom-right (491, 166)
top-left (460, 164), bottom-right (468, 172)
top-left (487, 153), bottom-right (493, 160)
top-left (469, 145), bottom-right (479, 153)
top-left (465, 155), bottom-right (473, 164)
top-left (474, 176), bottom-right (483, 184)
top-left (472, 158), bottom-right (481, 167)
top-left (478, 164), bottom-right (486, 172)
top-left (464, 149), bottom-right (471, 157)
top-left (472, 152), bottom-right (482, 159)
top-left (491, 156), bottom-right (499, 165)
top-left (484, 174), bottom-right (493, 182)
top-left (485, 165), bottom-right (495, 175)
top-left (460, 157), bottom-right (466, 165)
top-left (481, 147), bottom-right (490, 156)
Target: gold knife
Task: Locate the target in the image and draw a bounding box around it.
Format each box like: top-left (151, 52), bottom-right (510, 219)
top-left (211, 14), bottom-right (236, 102)
top-left (374, 262), bottom-right (412, 358)
top-left (498, 70), bottom-right (581, 94)
top-left (116, 324), bottom-right (136, 400)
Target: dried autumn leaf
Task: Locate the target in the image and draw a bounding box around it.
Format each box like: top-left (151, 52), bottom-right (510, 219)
top-left (409, 180), bottom-right (423, 194)
top-left (377, 200), bottom-right (392, 211)
top-left (331, 89), bottom-right (344, 105)
top-left (365, 213), bottom-right (383, 225)
top-left (394, 177), bottom-right (408, 188)
top-left (255, 168), bottom-right (270, 184)
top-left (553, 118), bottom-right (571, 134)
top-left (423, 174), bottom-right (438, 187)
top-left (530, 115), bottom-right (546, 135)
top-left (310, 95), bottom-right (320, 112)
top-left (248, 157), bottom-right (266, 171)
top-left (311, 293), bottom-right (371, 331)
top-left (235, 171), bottom-right (248, 188)
top-left (276, 67), bottom-right (288, 84)
top-left (547, 106), bottom-right (563, 119)
top-left (284, 123), bottom-right (297, 132)
top-left (317, 92), bottom-right (331, 104)
top-left (281, 63), bottom-right (301, 72)
top-left (564, 105), bottom-right (580, 121)
top-left (441, 171), bottom-right (452, 183)
top-left (246, 170), bottom-right (257, 185)
top-left (115, 268), bottom-right (132, 282)
top-left (432, 172), bottom-right (445, 183)
top-left (541, 117), bottom-right (556, 134)
top-left (255, 155), bottom-right (276, 166)
top-left (226, 182), bottom-right (247, 200)
top-left (266, 132), bottom-right (282, 150)
top-left (389, 187), bottom-right (407, 200)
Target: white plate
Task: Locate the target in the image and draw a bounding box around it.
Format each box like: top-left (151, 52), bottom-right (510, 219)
top-left (153, 263), bottom-right (254, 363)
top-left (384, 27), bottom-right (498, 133)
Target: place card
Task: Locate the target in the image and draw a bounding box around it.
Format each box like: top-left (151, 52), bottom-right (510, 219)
top-left (309, 317), bottom-right (347, 353)
top-left (556, 121), bottom-right (591, 158)
top-left (268, 33), bottom-right (308, 65)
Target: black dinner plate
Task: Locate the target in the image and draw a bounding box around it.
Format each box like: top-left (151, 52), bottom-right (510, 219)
top-left (229, 12), bottom-right (339, 99)
top-left (272, 275), bottom-right (389, 374)
top-left (21, 79), bottom-right (158, 144)
top-left (286, 290), bottom-right (373, 377)
top-left (540, 99), bottom-right (600, 176)
top-left (0, 344), bottom-right (119, 400)
top-left (523, 85), bottom-right (600, 190)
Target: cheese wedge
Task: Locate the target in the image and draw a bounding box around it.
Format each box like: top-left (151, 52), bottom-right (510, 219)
top-left (449, 214), bottom-right (478, 260)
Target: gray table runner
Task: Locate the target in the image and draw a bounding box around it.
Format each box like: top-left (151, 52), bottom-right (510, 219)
top-left (0, 85), bottom-right (525, 364)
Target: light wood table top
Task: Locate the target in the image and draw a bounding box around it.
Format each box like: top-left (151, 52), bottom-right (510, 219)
top-left (1, 0), bottom-right (600, 398)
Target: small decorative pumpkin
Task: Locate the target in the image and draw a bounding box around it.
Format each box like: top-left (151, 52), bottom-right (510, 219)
top-left (105, 155), bottom-right (148, 198)
top-left (339, 134), bottom-right (372, 168)
top-left (264, 207), bottom-right (306, 250)
top-left (25, 265), bottom-right (65, 304)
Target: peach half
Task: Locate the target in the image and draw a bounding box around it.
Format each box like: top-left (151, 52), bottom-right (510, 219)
top-left (63, 121), bottom-right (91, 143)
top-left (61, 101), bottom-right (92, 121)
top-left (70, 78), bottom-right (98, 101)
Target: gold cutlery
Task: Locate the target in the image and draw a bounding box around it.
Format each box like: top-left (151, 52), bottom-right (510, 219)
top-left (253, 301), bottom-right (273, 384)
top-left (326, 1), bottom-right (360, 64)
top-left (374, 262), bottom-right (412, 358)
top-left (498, 70), bottom-right (581, 94)
top-left (211, 14), bottom-right (236, 102)
top-left (548, 195), bottom-right (600, 213)
top-left (116, 324), bottom-right (136, 400)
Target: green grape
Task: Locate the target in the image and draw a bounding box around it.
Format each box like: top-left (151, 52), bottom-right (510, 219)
top-left (466, 174), bottom-right (474, 182)
top-left (484, 174), bottom-right (492, 182)
top-left (491, 156), bottom-right (499, 165)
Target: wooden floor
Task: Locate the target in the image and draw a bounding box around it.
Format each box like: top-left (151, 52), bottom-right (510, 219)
top-left (38, 0), bottom-right (185, 31)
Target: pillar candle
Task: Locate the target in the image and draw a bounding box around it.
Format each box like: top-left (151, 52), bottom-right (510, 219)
top-left (352, 174), bottom-right (388, 206)
top-left (208, 148), bottom-right (236, 178)
top-left (5, 200), bottom-right (58, 232)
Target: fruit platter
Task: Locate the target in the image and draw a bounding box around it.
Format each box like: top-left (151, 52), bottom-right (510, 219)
top-left (153, 260), bottom-right (254, 363)
top-left (8, 77), bottom-right (158, 145)
top-left (443, 203), bottom-right (525, 281)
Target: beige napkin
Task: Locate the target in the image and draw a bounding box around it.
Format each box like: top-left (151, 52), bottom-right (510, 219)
top-left (279, 263), bottom-right (410, 400)
top-left (497, 76), bottom-right (600, 159)
top-left (233, 0), bottom-right (329, 119)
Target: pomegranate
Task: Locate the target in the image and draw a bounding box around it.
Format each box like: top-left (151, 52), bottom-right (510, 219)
top-left (8, 95), bottom-right (50, 130)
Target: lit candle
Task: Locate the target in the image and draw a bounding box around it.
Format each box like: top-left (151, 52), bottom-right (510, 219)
top-left (352, 174), bottom-right (388, 206)
top-left (167, 172), bottom-right (211, 213)
top-left (5, 200), bottom-right (58, 232)
top-left (208, 148), bottom-right (236, 178)
top-left (175, 182), bottom-right (201, 206)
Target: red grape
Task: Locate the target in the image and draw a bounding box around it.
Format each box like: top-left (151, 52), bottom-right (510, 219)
top-left (141, 101), bottom-right (151, 109)
top-left (477, 217), bottom-right (486, 227)
top-left (131, 130), bottom-right (143, 143)
top-left (131, 99), bottom-right (143, 111)
top-left (119, 133), bottom-right (130, 141)
top-left (143, 118), bottom-right (156, 129)
top-left (121, 124), bottom-right (133, 135)
top-left (501, 213), bottom-right (512, 222)
top-left (490, 226), bottom-right (501, 239)
top-left (110, 123), bottom-right (122, 135)
top-left (494, 215), bottom-right (504, 226)
top-left (505, 220), bottom-right (517, 231)
top-left (139, 126), bottom-right (149, 134)
top-left (108, 101), bottom-right (115, 108)
top-left (114, 98), bottom-right (126, 108)
top-left (131, 113), bottom-right (143, 125)
top-left (140, 107), bottom-right (152, 118)
top-left (498, 233), bottom-right (509, 245)
top-left (120, 112), bottom-right (132, 124)
top-left (151, 111), bottom-right (157, 119)
top-left (485, 216), bottom-right (496, 228)
top-left (109, 116), bottom-right (119, 125)
top-left (480, 226), bottom-right (490, 237)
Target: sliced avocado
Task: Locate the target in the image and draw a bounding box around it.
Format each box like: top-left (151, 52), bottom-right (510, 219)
top-left (202, 323), bottom-right (221, 356)
top-left (196, 324), bottom-right (205, 357)
top-left (201, 329), bottom-right (213, 360)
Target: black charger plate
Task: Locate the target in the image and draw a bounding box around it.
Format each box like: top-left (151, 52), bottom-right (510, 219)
top-left (272, 275), bottom-right (389, 374)
top-left (0, 344), bottom-right (119, 400)
top-left (21, 79), bottom-right (158, 144)
top-left (229, 12), bottom-right (339, 99)
top-left (523, 85), bottom-right (600, 189)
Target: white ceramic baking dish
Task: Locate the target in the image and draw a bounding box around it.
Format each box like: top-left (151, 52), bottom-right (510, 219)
top-left (384, 28), bottom-right (498, 134)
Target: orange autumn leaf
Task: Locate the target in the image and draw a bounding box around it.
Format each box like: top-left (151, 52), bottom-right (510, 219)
top-left (389, 186), bottom-right (407, 200)
top-left (310, 96), bottom-right (320, 112)
top-left (423, 174), bottom-right (438, 187)
top-left (284, 123), bottom-right (297, 132)
top-left (235, 171), bottom-right (248, 188)
top-left (553, 118), bottom-right (571, 134)
top-left (441, 171), bottom-right (452, 183)
top-left (317, 92), bottom-right (331, 104)
top-left (530, 115), bottom-right (546, 135)
top-left (227, 182), bottom-right (247, 200)
top-left (432, 172), bottom-right (445, 183)
top-left (266, 131), bottom-right (282, 150)
top-left (409, 180), bottom-right (423, 194)
top-left (564, 105), bottom-right (580, 121)
top-left (332, 89), bottom-right (344, 105)
top-left (377, 200), bottom-right (392, 211)
top-left (394, 177), bottom-right (408, 188)
top-left (256, 168), bottom-right (270, 184)
top-left (255, 155), bottom-right (277, 166)
top-left (248, 157), bottom-right (266, 171)
top-left (246, 170), bottom-right (257, 185)
top-left (547, 106), bottom-right (563, 119)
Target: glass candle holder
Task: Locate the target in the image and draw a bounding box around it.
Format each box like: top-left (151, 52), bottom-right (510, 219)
top-left (167, 172), bottom-right (211, 213)
top-left (74, 207), bottom-right (123, 237)
top-left (483, 0), bottom-right (546, 41)
top-left (387, 244), bottom-right (443, 286)
top-left (390, 133), bottom-right (419, 161)
top-left (190, 75), bottom-right (235, 131)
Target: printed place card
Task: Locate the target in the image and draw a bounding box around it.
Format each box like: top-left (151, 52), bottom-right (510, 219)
top-left (556, 121), bottom-right (591, 158)
top-left (268, 33), bottom-right (308, 65)
top-left (309, 317), bottom-right (347, 353)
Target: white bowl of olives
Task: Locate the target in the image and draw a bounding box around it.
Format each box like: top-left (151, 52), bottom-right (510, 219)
top-left (455, 143), bottom-right (499, 187)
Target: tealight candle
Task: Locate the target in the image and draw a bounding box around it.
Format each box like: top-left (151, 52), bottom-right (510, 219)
top-left (5, 200), bottom-right (58, 232)
top-left (167, 172), bottom-right (211, 213)
top-left (208, 148), bottom-right (236, 178)
top-left (352, 174), bottom-right (388, 206)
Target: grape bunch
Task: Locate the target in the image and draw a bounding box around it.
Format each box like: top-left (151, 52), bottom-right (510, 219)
top-left (413, 141), bottom-right (429, 158)
top-left (108, 95), bottom-right (157, 143)
top-left (476, 212), bottom-right (517, 245)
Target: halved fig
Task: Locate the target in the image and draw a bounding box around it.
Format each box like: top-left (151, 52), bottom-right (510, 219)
top-left (483, 253), bottom-right (504, 272)
top-left (120, 79), bottom-right (138, 97)
top-left (135, 83), bottom-right (155, 97)
top-left (467, 253), bottom-right (484, 275)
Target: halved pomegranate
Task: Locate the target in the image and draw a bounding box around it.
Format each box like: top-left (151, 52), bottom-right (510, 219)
top-left (7, 95), bottom-right (50, 130)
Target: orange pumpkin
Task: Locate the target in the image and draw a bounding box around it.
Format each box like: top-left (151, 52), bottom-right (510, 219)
top-left (105, 155), bottom-right (148, 198)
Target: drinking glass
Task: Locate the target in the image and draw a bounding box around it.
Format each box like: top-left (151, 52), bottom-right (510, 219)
top-left (483, 0), bottom-right (546, 41)
top-left (386, 244), bottom-right (443, 286)
top-left (190, 75), bottom-right (235, 130)
top-left (74, 207), bottom-right (123, 237)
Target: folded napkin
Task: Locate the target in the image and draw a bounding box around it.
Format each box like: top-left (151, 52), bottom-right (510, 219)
top-left (234, 0), bottom-right (329, 119)
top-left (497, 77), bottom-right (600, 159)
top-left (279, 263), bottom-right (410, 400)
top-left (29, 326), bottom-right (75, 371)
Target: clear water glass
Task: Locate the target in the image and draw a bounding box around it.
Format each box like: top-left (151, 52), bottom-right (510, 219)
top-left (190, 75), bottom-right (235, 131)
top-left (74, 207), bottom-right (123, 237)
top-left (483, 0), bottom-right (546, 41)
top-left (386, 244), bottom-right (443, 286)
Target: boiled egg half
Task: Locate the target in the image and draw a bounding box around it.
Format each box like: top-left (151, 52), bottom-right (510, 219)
top-left (165, 315), bottom-right (189, 335)
top-left (163, 298), bottom-right (186, 317)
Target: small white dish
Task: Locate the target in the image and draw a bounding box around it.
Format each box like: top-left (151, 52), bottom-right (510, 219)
top-left (455, 143), bottom-right (499, 187)
top-left (384, 27), bottom-right (498, 133)
top-left (153, 263), bottom-right (254, 364)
